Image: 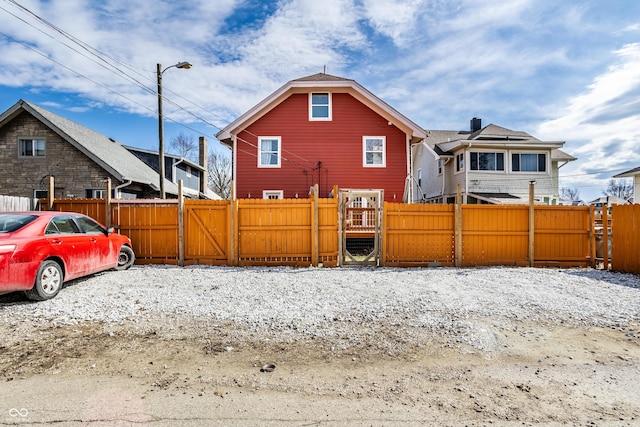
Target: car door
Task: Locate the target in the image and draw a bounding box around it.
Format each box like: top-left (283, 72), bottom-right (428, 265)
top-left (73, 215), bottom-right (115, 271)
top-left (45, 215), bottom-right (95, 279)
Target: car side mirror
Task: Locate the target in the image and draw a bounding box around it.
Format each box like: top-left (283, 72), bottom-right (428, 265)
top-left (106, 227), bottom-right (115, 235)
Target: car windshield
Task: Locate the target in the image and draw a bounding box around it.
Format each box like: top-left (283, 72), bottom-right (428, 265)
top-left (0, 214), bottom-right (38, 232)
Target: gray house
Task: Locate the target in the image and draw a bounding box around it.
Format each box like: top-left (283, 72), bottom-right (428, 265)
top-left (411, 118), bottom-right (576, 204)
top-left (0, 100), bottom-right (200, 200)
top-left (125, 146), bottom-right (218, 199)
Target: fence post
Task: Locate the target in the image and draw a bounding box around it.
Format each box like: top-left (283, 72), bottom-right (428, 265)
top-left (603, 206), bottom-right (609, 270)
top-left (529, 181), bottom-right (535, 267)
top-left (455, 184), bottom-right (462, 267)
top-left (104, 177), bottom-right (112, 228)
top-left (178, 180), bottom-right (185, 267)
top-left (48, 176), bottom-right (55, 210)
top-left (229, 182), bottom-right (237, 266)
top-left (312, 183), bottom-right (319, 266)
top-left (589, 205), bottom-right (596, 268)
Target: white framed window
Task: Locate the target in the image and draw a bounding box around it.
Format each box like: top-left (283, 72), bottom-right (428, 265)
top-left (512, 152), bottom-right (547, 173)
top-left (19, 139), bottom-right (46, 157)
top-left (258, 136), bottom-right (281, 168)
top-left (470, 152), bottom-right (505, 171)
top-left (309, 92), bottom-right (331, 120)
top-left (455, 153), bottom-right (464, 173)
top-left (437, 159), bottom-right (444, 176)
top-left (363, 136), bottom-right (386, 167)
top-left (85, 189), bottom-right (106, 198)
top-left (263, 190), bottom-right (283, 199)
top-left (417, 169), bottom-right (422, 187)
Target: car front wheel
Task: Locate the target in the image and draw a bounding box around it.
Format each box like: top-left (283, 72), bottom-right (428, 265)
top-left (25, 260), bottom-right (63, 301)
top-left (115, 246), bottom-right (135, 271)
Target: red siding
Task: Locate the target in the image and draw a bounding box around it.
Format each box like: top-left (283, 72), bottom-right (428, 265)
top-left (235, 93), bottom-right (408, 202)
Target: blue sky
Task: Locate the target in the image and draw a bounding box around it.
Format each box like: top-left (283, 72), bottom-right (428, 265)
top-left (1, 0), bottom-right (639, 202)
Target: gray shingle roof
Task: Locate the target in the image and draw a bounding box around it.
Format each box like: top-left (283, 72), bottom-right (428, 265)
top-left (292, 73), bottom-right (355, 82)
top-left (426, 123), bottom-right (570, 159)
top-left (0, 100), bottom-right (178, 195)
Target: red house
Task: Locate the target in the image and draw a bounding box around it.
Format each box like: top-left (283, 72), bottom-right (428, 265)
top-left (216, 73), bottom-right (427, 202)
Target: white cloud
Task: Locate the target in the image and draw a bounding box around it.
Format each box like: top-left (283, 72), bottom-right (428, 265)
top-left (536, 43), bottom-right (640, 199)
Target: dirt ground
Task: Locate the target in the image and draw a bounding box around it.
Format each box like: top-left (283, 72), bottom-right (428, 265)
top-left (0, 314), bottom-right (639, 426)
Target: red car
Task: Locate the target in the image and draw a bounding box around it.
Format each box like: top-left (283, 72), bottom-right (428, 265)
top-left (0, 211), bottom-right (135, 301)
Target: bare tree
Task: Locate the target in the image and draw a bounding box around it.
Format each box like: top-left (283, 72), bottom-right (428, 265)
top-left (602, 178), bottom-right (633, 199)
top-left (560, 187), bottom-right (581, 201)
top-left (208, 150), bottom-right (232, 199)
top-left (169, 132), bottom-right (198, 161)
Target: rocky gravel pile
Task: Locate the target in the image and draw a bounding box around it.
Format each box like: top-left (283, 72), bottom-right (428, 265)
top-left (2, 265), bottom-right (640, 350)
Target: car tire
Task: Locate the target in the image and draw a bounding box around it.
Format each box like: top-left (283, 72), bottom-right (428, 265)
top-left (25, 260), bottom-right (63, 301)
top-left (115, 246), bottom-right (135, 271)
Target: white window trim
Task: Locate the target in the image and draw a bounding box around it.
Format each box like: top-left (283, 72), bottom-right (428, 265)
top-left (510, 151), bottom-right (548, 174)
top-left (263, 190), bottom-right (283, 199)
top-left (437, 159), bottom-right (443, 176)
top-left (19, 138), bottom-right (46, 158)
top-left (258, 136), bottom-right (281, 168)
top-left (362, 136), bottom-right (386, 168)
top-left (455, 152), bottom-right (465, 174)
top-left (309, 92), bottom-right (332, 121)
top-left (469, 150), bottom-right (507, 173)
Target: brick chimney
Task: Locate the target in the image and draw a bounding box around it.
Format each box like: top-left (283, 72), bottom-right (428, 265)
top-left (470, 117), bottom-right (482, 132)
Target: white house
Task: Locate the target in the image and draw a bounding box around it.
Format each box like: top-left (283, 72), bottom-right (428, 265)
top-left (412, 118), bottom-right (576, 204)
top-left (613, 166), bottom-right (639, 203)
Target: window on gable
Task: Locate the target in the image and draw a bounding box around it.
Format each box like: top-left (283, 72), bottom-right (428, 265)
top-left (258, 137), bottom-right (281, 168)
top-left (455, 153), bottom-right (464, 172)
top-left (363, 136), bottom-right (385, 167)
top-left (437, 159), bottom-right (443, 176)
top-left (309, 92), bottom-right (331, 120)
top-left (19, 139), bottom-right (46, 157)
top-left (470, 152), bottom-right (505, 171)
top-left (512, 153), bottom-right (546, 172)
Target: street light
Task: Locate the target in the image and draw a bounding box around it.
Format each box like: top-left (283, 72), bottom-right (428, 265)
top-left (157, 61), bottom-right (192, 198)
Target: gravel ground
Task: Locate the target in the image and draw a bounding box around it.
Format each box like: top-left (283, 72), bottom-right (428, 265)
top-left (2, 265), bottom-right (639, 348)
top-left (2, 265), bottom-right (640, 426)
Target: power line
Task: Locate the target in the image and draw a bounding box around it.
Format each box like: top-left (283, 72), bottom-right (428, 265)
top-left (1, 0), bottom-right (319, 169)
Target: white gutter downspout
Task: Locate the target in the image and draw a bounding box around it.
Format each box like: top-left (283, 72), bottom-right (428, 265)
top-left (172, 158), bottom-right (185, 189)
top-left (232, 135), bottom-right (238, 199)
top-left (464, 144), bottom-right (471, 204)
top-left (441, 157), bottom-right (451, 199)
top-left (114, 180), bottom-right (132, 198)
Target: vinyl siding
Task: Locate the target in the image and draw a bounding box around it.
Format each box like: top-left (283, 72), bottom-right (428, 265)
top-left (235, 93), bottom-right (408, 201)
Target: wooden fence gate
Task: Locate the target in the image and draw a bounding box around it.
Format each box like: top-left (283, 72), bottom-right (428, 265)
top-left (338, 189), bottom-right (383, 266)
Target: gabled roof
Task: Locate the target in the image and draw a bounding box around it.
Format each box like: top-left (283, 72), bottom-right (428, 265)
top-left (215, 73), bottom-right (428, 144)
top-left (470, 124), bottom-right (532, 140)
top-left (0, 100), bottom-right (179, 195)
top-left (613, 166), bottom-right (640, 178)
top-left (428, 123), bottom-right (566, 154)
top-left (125, 146), bottom-right (205, 172)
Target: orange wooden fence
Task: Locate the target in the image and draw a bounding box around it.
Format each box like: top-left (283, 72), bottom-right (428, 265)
top-left (383, 203), bottom-right (455, 266)
top-left (47, 197), bottom-right (636, 270)
top-left (382, 204), bottom-right (592, 268)
top-left (612, 204), bottom-right (640, 274)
